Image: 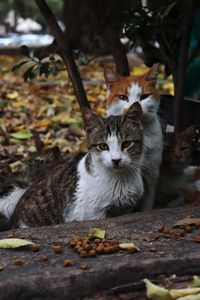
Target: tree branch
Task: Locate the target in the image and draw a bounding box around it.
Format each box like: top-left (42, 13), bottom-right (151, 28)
top-left (35, 0), bottom-right (90, 110)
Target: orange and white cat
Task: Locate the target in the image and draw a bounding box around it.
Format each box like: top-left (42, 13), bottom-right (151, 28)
top-left (104, 64), bottom-right (162, 210)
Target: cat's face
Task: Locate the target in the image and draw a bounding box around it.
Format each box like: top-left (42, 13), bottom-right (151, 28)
top-left (104, 64), bottom-right (160, 117)
top-left (82, 103), bottom-right (143, 171)
top-left (163, 128), bottom-right (194, 167)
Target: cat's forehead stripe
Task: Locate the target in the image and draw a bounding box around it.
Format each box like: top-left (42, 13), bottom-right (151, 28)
top-left (128, 83), bottom-right (142, 99)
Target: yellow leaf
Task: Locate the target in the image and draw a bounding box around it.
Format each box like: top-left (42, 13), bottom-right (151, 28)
top-left (144, 279), bottom-right (172, 300)
top-left (191, 276), bottom-right (200, 288)
top-left (11, 101), bottom-right (26, 108)
top-left (170, 288), bottom-right (200, 299)
top-left (36, 118), bottom-right (52, 129)
top-left (89, 228), bottom-right (105, 239)
top-left (119, 243), bottom-right (140, 251)
top-left (174, 218), bottom-right (200, 227)
top-left (0, 238), bottom-right (34, 249)
top-left (7, 91), bottom-right (19, 99)
top-left (177, 294), bottom-right (200, 300)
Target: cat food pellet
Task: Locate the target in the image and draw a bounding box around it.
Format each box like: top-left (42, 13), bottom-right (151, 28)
top-left (80, 264), bottom-right (90, 270)
top-left (127, 247), bottom-right (138, 254)
top-left (80, 250), bottom-right (88, 258)
top-left (88, 250), bottom-right (96, 257)
top-left (149, 247), bottom-right (157, 252)
top-left (96, 246), bottom-right (105, 254)
top-left (39, 255), bottom-right (49, 261)
top-left (184, 225), bottom-right (192, 233)
top-left (13, 259), bottom-right (24, 265)
top-left (126, 235), bottom-right (132, 240)
top-left (63, 259), bottom-right (75, 267)
top-left (158, 225), bottom-right (165, 232)
top-left (111, 239), bottom-right (119, 245)
top-left (193, 235), bottom-right (200, 243)
top-left (31, 244), bottom-right (40, 252)
top-left (83, 244), bottom-right (90, 251)
top-left (0, 265), bottom-right (4, 271)
top-left (94, 239), bottom-right (101, 244)
top-left (195, 223), bottom-right (200, 229)
top-left (53, 245), bottom-right (62, 254)
top-left (162, 226), bottom-right (169, 234)
top-left (157, 274), bottom-right (167, 281)
top-left (112, 245), bottom-right (120, 252)
top-left (69, 240), bottom-right (76, 247)
top-left (6, 233), bottom-right (15, 238)
top-left (104, 247), bottom-right (113, 254)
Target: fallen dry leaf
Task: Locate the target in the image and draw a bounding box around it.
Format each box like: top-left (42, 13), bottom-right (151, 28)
top-left (173, 218), bottom-right (200, 227)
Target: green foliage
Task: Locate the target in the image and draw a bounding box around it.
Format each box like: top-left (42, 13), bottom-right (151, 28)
top-left (12, 45), bottom-right (64, 81)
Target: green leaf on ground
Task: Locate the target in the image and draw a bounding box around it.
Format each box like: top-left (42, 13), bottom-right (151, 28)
top-left (0, 238), bottom-right (34, 249)
top-left (10, 130), bottom-right (33, 140)
top-left (89, 228), bottom-right (105, 239)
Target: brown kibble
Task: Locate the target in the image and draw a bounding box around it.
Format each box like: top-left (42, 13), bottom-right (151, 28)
top-left (83, 244), bottom-right (90, 251)
top-left (69, 239), bottom-right (76, 247)
top-left (157, 274), bottom-right (167, 281)
top-left (173, 230), bottom-right (185, 237)
top-left (126, 235), bottom-right (132, 240)
top-left (162, 226), bottom-right (169, 234)
top-left (53, 245), bottom-right (62, 254)
top-left (63, 259), bottom-right (75, 267)
top-left (0, 265), bottom-right (4, 271)
top-left (193, 235), bottom-right (200, 243)
top-left (149, 247), bottom-right (157, 252)
top-left (80, 264), bottom-right (90, 270)
top-left (111, 239), bottom-right (119, 245)
top-left (39, 255), bottom-right (49, 261)
top-left (96, 246), bottom-right (104, 254)
top-left (76, 247), bottom-right (84, 253)
top-left (31, 244), bottom-right (40, 252)
top-left (112, 245), bottom-right (120, 252)
top-left (80, 250), bottom-right (88, 258)
top-left (104, 246), bottom-right (113, 254)
top-left (184, 225), bottom-right (192, 233)
top-left (94, 238), bottom-right (101, 244)
top-left (13, 259), bottom-right (24, 265)
top-left (6, 233), bottom-right (15, 239)
top-left (158, 225), bottom-right (165, 232)
top-left (88, 250), bottom-right (96, 257)
top-left (195, 223), bottom-right (200, 229)
top-left (99, 243), bottom-right (104, 247)
top-left (128, 247), bottom-right (138, 254)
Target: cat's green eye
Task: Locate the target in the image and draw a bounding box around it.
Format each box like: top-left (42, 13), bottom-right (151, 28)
top-left (119, 95), bottom-right (128, 101)
top-left (121, 141), bottom-right (133, 150)
top-left (99, 143), bottom-right (109, 151)
top-left (140, 94), bottom-right (150, 101)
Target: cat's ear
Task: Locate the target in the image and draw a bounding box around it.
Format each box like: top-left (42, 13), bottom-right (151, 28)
top-left (143, 63), bottom-right (160, 85)
top-left (104, 67), bottom-right (120, 88)
top-left (124, 102), bottom-right (142, 123)
top-left (82, 108), bottom-right (104, 135)
top-left (182, 125), bottom-right (195, 137)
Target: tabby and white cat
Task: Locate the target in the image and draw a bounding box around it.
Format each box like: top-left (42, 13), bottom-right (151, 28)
top-left (104, 64), bottom-right (162, 210)
top-left (0, 103), bottom-right (145, 229)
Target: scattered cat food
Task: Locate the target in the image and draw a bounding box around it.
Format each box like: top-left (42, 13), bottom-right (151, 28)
top-left (0, 265), bottom-right (4, 271)
top-left (53, 245), bottom-right (62, 254)
top-left (31, 244), bottom-right (40, 252)
top-left (12, 259), bottom-right (24, 265)
top-left (80, 264), bottom-right (90, 270)
top-left (39, 255), bottom-right (49, 261)
top-left (69, 235), bottom-right (121, 258)
top-left (63, 259), bottom-right (75, 267)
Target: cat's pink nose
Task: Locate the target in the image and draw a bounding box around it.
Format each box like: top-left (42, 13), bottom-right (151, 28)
top-left (112, 159), bottom-right (121, 167)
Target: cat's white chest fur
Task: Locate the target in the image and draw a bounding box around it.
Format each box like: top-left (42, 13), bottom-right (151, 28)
top-left (64, 155), bottom-right (144, 221)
